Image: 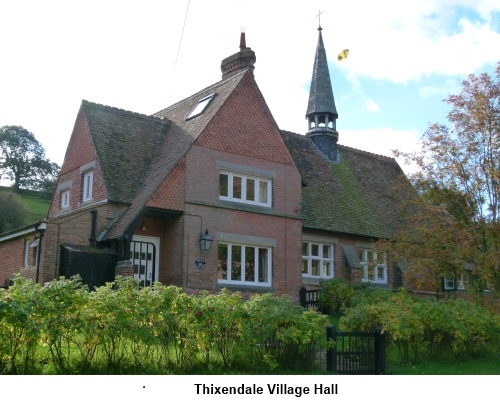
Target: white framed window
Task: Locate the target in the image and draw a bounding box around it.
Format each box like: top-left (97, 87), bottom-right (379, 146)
top-left (82, 171), bottom-right (93, 202)
top-left (219, 171), bottom-right (271, 207)
top-left (359, 248), bottom-right (387, 284)
top-left (457, 272), bottom-right (469, 290)
top-left (444, 272), bottom-right (469, 290)
top-left (302, 242), bottom-right (334, 278)
top-left (61, 190), bottom-right (70, 209)
top-left (218, 242), bottom-right (271, 287)
top-left (186, 93), bottom-right (215, 120)
top-left (30, 238), bottom-right (40, 267)
top-left (443, 274), bottom-right (455, 290)
top-left (24, 240), bottom-right (31, 268)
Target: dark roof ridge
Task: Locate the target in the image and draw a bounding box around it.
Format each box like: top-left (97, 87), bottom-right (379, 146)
top-left (152, 70), bottom-right (248, 117)
top-left (82, 99), bottom-right (166, 123)
top-left (338, 144), bottom-right (397, 163)
top-left (280, 129), bottom-right (396, 163)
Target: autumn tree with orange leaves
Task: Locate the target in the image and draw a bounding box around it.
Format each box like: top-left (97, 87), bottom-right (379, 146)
top-left (380, 62), bottom-right (499, 306)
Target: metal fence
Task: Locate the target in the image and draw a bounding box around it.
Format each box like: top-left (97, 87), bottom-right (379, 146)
top-left (327, 325), bottom-right (385, 374)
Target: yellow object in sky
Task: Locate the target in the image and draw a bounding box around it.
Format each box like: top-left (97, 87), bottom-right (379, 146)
top-left (337, 49), bottom-right (349, 61)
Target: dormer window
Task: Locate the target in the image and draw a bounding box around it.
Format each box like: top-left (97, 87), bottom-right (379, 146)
top-left (186, 93), bottom-right (215, 120)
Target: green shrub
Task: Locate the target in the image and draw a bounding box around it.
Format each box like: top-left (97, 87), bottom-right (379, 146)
top-left (0, 275), bottom-right (42, 374)
top-left (318, 278), bottom-right (358, 314)
top-left (240, 293), bottom-right (331, 372)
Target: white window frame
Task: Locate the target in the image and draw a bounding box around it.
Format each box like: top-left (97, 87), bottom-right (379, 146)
top-left (219, 171), bottom-right (272, 207)
top-left (61, 190), bottom-right (70, 209)
top-left (359, 248), bottom-right (387, 284)
top-left (24, 240), bottom-right (31, 268)
top-left (186, 93), bottom-right (215, 120)
top-left (218, 242), bottom-right (272, 287)
top-left (444, 272), bottom-right (469, 290)
top-left (82, 171), bottom-right (93, 202)
top-left (29, 238), bottom-right (40, 267)
top-left (302, 242), bottom-right (334, 278)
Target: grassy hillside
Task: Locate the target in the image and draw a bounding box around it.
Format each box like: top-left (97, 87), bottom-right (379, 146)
top-left (0, 186), bottom-right (51, 231)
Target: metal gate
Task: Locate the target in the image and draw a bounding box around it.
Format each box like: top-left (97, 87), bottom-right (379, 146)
top-left (326, 326), bottom-right (385, 374)
top-left (59, 244), bottom-right (117, 290)
top-left (130, 240), bottom-right (156, 287)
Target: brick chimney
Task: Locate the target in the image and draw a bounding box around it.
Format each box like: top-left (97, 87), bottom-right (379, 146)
top-left (221, 29), bottom-right (256, 80)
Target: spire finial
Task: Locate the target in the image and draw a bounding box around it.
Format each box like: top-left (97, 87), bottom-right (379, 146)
top-left (316, 9), bottom-right (323, 30)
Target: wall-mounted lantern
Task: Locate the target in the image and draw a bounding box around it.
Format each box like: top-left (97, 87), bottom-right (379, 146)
top-left (199, 229), bottom-right (213, 252)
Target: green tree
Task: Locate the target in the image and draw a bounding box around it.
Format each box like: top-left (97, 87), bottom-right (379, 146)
top-left (388, 61), bottom-right (500, 303)
top-left (0, 191), bottom-right (27, 233)
top-left (0, 125), bottom-right (60, 191)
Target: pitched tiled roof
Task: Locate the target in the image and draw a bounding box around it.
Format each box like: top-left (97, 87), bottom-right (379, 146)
top-left (281, 130), bottom-right (413, 239)
top-left (96, 70), bottom-right (249, 240)
top-left (82, 101), bottom-right (170, 204)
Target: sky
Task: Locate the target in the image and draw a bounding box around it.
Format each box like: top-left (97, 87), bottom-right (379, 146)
top-left (1, 0), bottom-right (499, 185)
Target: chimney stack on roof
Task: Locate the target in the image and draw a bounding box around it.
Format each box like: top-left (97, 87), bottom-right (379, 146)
top-left (221, 29), bottom-right (256, 80)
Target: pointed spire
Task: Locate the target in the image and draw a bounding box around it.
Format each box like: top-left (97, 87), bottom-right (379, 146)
top-left (306, 26), bottom-right (339, 162)
top-left (306, 27), bottom-right (338, 119)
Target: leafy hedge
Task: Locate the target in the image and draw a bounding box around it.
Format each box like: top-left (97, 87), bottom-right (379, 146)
top-left (318, 279), bottom-right (500, 364)
top-left (0, 275), bottom-right (331, 374)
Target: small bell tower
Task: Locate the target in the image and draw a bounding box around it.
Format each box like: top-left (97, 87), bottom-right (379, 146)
top-left (305, 24), bottom-right (339, 162)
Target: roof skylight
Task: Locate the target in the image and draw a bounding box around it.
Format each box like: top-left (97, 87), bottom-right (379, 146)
top-left (186, 93), bottom-right (215, 120)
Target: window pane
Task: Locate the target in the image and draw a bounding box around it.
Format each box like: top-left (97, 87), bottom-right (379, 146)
top-left (258, 248), bottom-right (269, 282)
top-left (302, 243), bottom-right (308, 256)
top-left (311, 260), bottom-right (320, 276)
top-left (246, 178), bottom-right (255, 202)
top-left (220, 173), bottom-right (229, 197)
top-left (367, 264), bottom-right (375, 281)
top-left (259, 181), bottom-right (268, 204)
top-left (311, 244), bottom-right (319, 257)
top-left (231, 245), bottom-right (242, 281)
top-left (233, 176), bottom-right (242, 199)
top-left (245, 246), bottom-right (255, 282)
top-left (358, 249), bottom-right (365, 262)
top-left (367, 250), bottom-right (374, 263)
top-left (377, 266), bottom-right (385, 281)
top-left (323, 245), bottom-right (331, 258)
top-left (322, 262), bottom-right (332, 277)
top-left (218, 244), bottom-right (228, 280)
top-left (302, 259), bottom-right (308, 274)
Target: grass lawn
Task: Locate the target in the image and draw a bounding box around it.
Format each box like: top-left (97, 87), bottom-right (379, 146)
top-left (20, 193), bottom-right (50, 224)
top-left (387, 355), bottom-right (500, 375)
top-left (0, 186), bottom-right (50, 228)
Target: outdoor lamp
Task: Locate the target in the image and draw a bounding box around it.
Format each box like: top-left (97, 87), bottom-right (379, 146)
top-left (199, 229), bottom-right (213, 251)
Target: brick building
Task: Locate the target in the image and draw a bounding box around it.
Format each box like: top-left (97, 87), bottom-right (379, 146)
top-left (0, 27), bottom-right (415, 301)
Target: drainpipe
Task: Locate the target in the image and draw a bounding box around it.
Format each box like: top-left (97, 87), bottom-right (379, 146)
top-left (90, 210), bottom-right (97, 247)
top-left (35, 222), bottom-right (47, 284)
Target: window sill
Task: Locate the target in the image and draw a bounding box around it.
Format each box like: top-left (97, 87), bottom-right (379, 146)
top-left (302, 276), bottom-right (333, 285)
top-left (216, 199), bottom-right (275, 215)
top-left (216, 281), bottom-right (273, 293)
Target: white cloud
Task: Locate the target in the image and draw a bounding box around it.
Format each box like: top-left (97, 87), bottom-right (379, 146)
top-left (340, 128), bottom-right (422, 174)
top-left (366, 99), bottom-right (380, 113)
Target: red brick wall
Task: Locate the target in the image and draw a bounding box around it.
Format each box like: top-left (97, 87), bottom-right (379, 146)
top-left (39, 203), bottom-right (124, 284)
top-left (174, 72), bottom-right (303, 301)
top-left (196, 72), bottom-right (295, 167)
top-left (147, 157), bottom-right (186, 211)
top-left (48, 105), bottom-right (107, 218)
top-left (301, 230), bottom-right (400, 290)
top-left (0, 231), bottom-right (38, 283)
